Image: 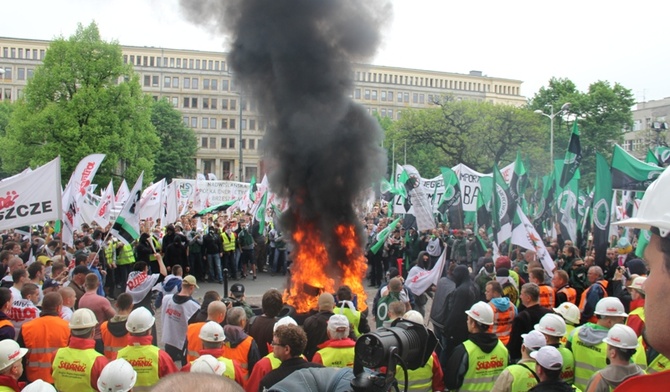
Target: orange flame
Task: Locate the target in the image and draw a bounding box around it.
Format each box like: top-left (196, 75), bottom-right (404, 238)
top-left (284, 220), bottom-right (368, 313)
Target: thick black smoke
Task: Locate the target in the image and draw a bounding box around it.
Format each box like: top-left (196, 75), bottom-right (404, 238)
top-left (180, 0), bottom-right (390, 266)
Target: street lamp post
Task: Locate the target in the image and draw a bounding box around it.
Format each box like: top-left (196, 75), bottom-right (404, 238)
top-left (534, 102), bottom-right (571, 172)
top-left (239, 93), bottom-right (244, 182)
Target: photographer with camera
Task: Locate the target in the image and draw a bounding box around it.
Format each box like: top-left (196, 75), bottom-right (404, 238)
top-left (229, 283), bottom-right (254, 320)
top-left (443, 301), bottom-right (508, 391)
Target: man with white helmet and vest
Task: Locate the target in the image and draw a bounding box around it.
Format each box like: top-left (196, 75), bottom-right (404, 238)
top-left (394, 310), bottom-right (445, 392)
top-left (52, 308), bottom-right (109, 391)
top-left (534, 313), bottom-right (575, 385)
top-left (97, 358), bottom-right (137, 392)
top-left (582, 324), bottom-right (644, 391)
top-left (528, 346), bottom-right (572, 391)
top-left (492, 330), bottom-right (546, 392)
top-left (180, 321), bottom-right (245, 386)
top-left (553, 302), bottom-right (580, 346)
top-left (0, 339), bottom-right (28, 391)
top-left (614, 166), bottom-right (670, 389)
top-left (566, 296), bottom-right (627, 390)
top-left (311, 314), bottom-right (356, 368)
top-left (118, 307), bottom-right (178, 390)
top-left (443, 301), bottom-right (508, 391)
top-left (245, 317), bottom-right (297, 392)
top-left (625, 276), bottom-right (646, 336)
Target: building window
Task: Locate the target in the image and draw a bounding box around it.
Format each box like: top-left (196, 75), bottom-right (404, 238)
top-left (230, 99), bottom-right (237, 111)
top-left (371, 90), bottom-right (378, 100)
top-left (412, 93), bottom-right (418, 103)
top-left (172, 77), bottom-right (179, 88)
top-left (192, 78), bottom-right (199, 89)
top-left (130, 56), bottom-right (135, 65)
top-left (381, 91), bottom-right (386, 101)
top-left (211, 118), bottom-right (217, 129)
top-left (164, 76), bottom-right (171, 88)
top-left (397, 92), bottom-right (403, 103)
top-left (419, 94), bottom-right (425, 104)
top-left (152, 76), bottom-right (159, 87)
top-left (203, 98), bottom-right (210, 109)
top-left (221, 119), bottom-right (228, 129)
top-left (171, 97), bottom-right (178, 107)
top-left (249, 119), bottom-right (256, 130)
top-left (191, 98), bottom-right (198, 108)
top-left (203, 79), bottom-right (210, 90)
top-left (229, 138), bottom-right (235, 149)
top-left (221, 99), bottom-right (228, 110)
top-left (230, 119), bottom-right (236, 129)
top-left (211, 98), bottom-right (218, 110)
top-left (381, 109), bottom-right (386, 118)
top-left (258, 120), bottom-right (265, 130)
top-left (27, 69), bottom-right (34, 79)
top-left (249, 139), bottom-right (256, 150)
top-left (241, 119), bottom-right (247, 130)
top-left (222, 80), bottom-right (229, 91)
top-left (354, 89), bottom-right (361, 99)
top-left (221, 138), bottom-right (227, 148)
top-left (183, 97), bottom-right (190, 108)
top-left (176, 58), bottom-right (181, 68)
top-left (241, 139), bottom-right (246, 149)
top-left (201, 137), bottom-right (208, 148)
top-left (245, 167), bottom-right (257, 181)
top-left (144, 75), bottom-right (150, 87)
top-left (183, 116), bottom-right (188, 126)
top-left (189, 59), bottom-right (194, 69)
top-left (202, 118), bottom-right (209, 129)
top-left (39, 49), bottom-right (45, 60)
top-left (211, 79), bottom-right (218, 90)
top-left (365, 89), bottom-right (370, 100)
top-left (184, 78), bottom-right (190, 89)
top-left (196, 59), bottom-right (200, 69)
top-left (215, 61), bottom-right (220, 71)
top-left (388, 91), bottom-right (393, 101)
top-left (191, 117), bottom-right (198, 128)
top-left (3, 68), bottom-right (11, 80)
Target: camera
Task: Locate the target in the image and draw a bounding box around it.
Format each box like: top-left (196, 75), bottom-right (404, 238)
top-left (351, 319), bottom-right (437, 392)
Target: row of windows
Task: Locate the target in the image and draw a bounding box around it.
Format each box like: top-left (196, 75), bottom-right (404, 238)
top-left (124, 54), bottom-right (227, 72)
top-left (1, 66), bottom-right (35, 81)
top-left (162, 94), bottom-right (259, 112)
top-left (355, 70), bottom-right (520, 95)
top-left (143, 75), bottom-right (235, 91)
top-left (182, 116), bottom-right (264, 131)
top-left (200, 160), bottom-right (258, 183)
top-left (1, 47), bottom-right (45, 60)
top-left (200, 137), bottom-right (261, 150)
top-left (355, 89), bottom-right (434, 104)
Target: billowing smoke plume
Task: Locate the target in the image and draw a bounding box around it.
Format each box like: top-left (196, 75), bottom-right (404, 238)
top-left (180, 0), bottom-right (390, 271)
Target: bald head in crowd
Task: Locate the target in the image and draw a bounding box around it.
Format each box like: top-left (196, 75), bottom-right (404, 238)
top-left (207, 300), bottom-right (227, 323)
top-left (152, 373), bottom-right (243, 392)
top-left (42, 292), bottom-right (63, 314)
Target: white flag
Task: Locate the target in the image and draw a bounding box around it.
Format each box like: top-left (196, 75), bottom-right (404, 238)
top-left (207, 173), bottom-right (218, 181)
top-left (405, 246), bottom-right (447, 297)
top-left (115, 179), bottom-right (130, 207)
top-left (0, 157), bottom-right (61, 231)
top-left (511, 206), bottom-right (555, 277)
top-left (111, 173), bottom-right (143, 245)
top-left (94, 180), bottom-right (115, 227)
top-left (61, 154), bottom-right (105, 245)
top-left (139, 179), bottom-right (165, 222)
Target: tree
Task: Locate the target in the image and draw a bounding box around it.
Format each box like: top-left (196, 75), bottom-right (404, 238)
top-left (529, 77), bottom-right (634, 185)
top-left (0, 22), bottom-right (158, 185)
top-left (0, 101), bottom-right (14, 178)
top-left (392, 97), bottom-right (546, 176)
top-left (151, 99), bottom-right (197, 182)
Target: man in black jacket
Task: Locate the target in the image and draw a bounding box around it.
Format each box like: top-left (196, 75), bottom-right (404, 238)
top-left (429, 262), bottom-right (456, 355)
top-left (508, 283), bottom-right (552, 362)
top-left (440, 265), bottom-right (478, 361)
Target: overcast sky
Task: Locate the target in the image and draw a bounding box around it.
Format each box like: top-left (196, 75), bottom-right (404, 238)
top-left (3, 0), bottom-right (669, 103)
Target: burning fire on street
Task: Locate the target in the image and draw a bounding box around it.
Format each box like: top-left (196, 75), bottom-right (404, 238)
top-left (284, 219), bottom-right (368, 314)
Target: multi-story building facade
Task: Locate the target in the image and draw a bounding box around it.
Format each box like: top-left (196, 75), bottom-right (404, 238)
top-left (622, 97), bottom-right (670, 159)
top-left (0, 36), bottom-right (525, 181)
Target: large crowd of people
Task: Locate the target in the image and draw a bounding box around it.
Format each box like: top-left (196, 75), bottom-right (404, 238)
top-left (0, 166), bottom-right (669, 391)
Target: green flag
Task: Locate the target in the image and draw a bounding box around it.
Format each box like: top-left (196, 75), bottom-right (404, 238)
top-left (248, 175), bottom-right (257, 202)
top-left (492, 164), bottom-right (514, 245)
top-left (396, 168), bottom-right (410, 199)
top-left (256, 191), bottom-right (268, 235)
top-left (646, 149), bottom-right (660, 166)
top-left (654, 146), bottom-right (670, 166)
top-left (438, 167), bottom-right (462, 214)
top-left (593, 153), bottom-right (613, 266)
top-left (509, 152), bottom-right (527, 204)
top-left (611, 144), bottom-right (663, 190)
top-left (370, 217), bottom-right (401, 254)
top-left (560, 121), bottom-right (582, 188)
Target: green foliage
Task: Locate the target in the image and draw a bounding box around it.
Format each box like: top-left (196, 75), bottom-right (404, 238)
top-left (529, 77), bottom-right (635, 185)
top-left (390, 97), bottom-right (546, 178)
top-left (151, 99), bottom-right (197, 182)
top-left (0, 22), bottom-right (158, 185)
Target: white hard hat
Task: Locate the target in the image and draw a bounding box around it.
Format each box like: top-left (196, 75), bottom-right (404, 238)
top-left (594, 297), bottom-right (628, 317)
top-left (603, 324), bottom-right (639, 350)
top-left (97, 359), bottom-right (137, 392)
top-left (69, 308), bottom-right (98, 329)
top-left (126, 307), bottom-right (155, 333)
top-left (401, 310), bottom-right (424, 325)
top-left (199, 321), bottom-right (225, 343)
top-left (553, 302), bottom-right (581, 325)
top-left (465, 301), bottom-right (494, 326)
top-left (617, 167), bottom-right (670, 237)
top-left (535, 313), bottom-right (567, 337)
top-left (627, 276), bottom-right (647, 294)
top-left (273, 316), bottom-right (298, 332)
top-left (191, 354), bottom-right (226, 375)
top-left (0, 340), bottom-right (28, 372)
top-left (21, 380), bottom-right (57, 392)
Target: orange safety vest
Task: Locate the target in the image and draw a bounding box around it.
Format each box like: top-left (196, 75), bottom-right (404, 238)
top-left (578, 280), bottom-right (609, 324)
top-left (0, 320), bottom-right (12, 329)
top-left (21, 315), bottom-right (70, 383)
top-left (100, 321), bottom-right (129, 360)
top-left (538, 284), bottom-right (556, 309)
top-left (186, 322), bottom-right (206, 363)
top-left (557, 286), bottom-right (577, 305)
top-left (223, 335), bottom-right (253, 380)
top-left (488, 303), bottom-right (515, 345)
